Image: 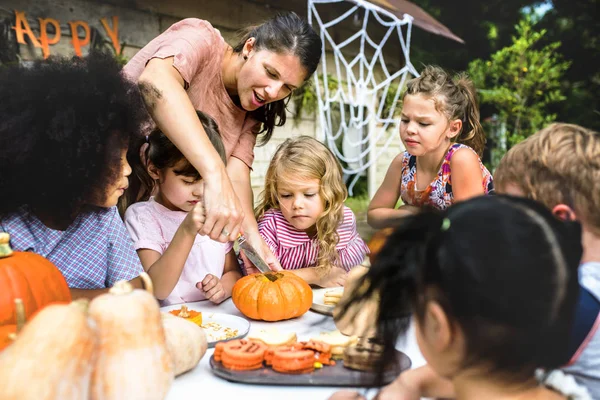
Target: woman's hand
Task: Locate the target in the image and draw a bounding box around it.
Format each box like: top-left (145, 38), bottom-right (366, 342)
top-left (239, 232), bottom-right (282, 274)
top-left (199, 170), bottom-right (244, 243)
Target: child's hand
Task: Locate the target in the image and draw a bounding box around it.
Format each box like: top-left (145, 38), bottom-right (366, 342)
top-left (196, 274), bottom-right (227, 304)
top-left (327, 391), bottom-right (366, 400)
top-left (318, 267), bottom-right (347, 288)
top-left (373, 378), bottom-right (420, 400)
top-left (182, 202), bottom-right (206, 236)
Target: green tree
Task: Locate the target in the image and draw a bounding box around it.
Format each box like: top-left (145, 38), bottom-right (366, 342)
top-left (538, 0), bottom-right (600, 130)
top-left (467, 17), bottom-right (570, 168)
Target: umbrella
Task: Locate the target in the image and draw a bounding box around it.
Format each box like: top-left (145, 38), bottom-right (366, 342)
top-left (368, 0), bottom-right (464, 43)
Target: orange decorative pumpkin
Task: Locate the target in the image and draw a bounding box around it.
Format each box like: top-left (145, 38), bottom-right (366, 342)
top-left (232, 271), bottom-right (312, 321)
top-left (0, 233), bottom-right (71, 349)
top-left (367, 228), bottom-right (394, 264)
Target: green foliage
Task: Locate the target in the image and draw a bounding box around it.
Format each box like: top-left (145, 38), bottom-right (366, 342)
top-left (292, 75), bottom-right (338, 124)
top-left (467, 17), bottom-right (570, 167)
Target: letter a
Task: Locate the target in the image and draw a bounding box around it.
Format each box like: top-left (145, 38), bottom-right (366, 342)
top-left (12, 10), bottom-right (41, 48)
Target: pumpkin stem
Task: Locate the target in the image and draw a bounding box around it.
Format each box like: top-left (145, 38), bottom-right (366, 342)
top-left (0, 232), bottom-right (13, 259)
top-left (139, 272), bottom-right (154, 295)
top-left (177, 305), bottom-right (190, 318)
top-left (14, 298), bottom-right (25, 333)
top-left (109, 279), bottom-right (133, 295)
top-left (264, 272), bottom-right (283, 282)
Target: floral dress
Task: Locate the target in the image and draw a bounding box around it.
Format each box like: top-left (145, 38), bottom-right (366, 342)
top-left (400, 143), bottom-right (494, 210)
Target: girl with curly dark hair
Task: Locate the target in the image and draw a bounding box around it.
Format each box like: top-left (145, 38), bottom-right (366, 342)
top-left (123, 11), bottom-right (322, 273)
top-left (0, 52), bottom-right (147, 300)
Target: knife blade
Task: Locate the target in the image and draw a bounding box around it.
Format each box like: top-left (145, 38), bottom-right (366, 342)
top-left (237, 234), bottom-right (271, 273)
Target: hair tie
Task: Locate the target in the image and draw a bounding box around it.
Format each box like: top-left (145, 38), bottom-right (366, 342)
top-left (441, 218), bottom-right (451, 231)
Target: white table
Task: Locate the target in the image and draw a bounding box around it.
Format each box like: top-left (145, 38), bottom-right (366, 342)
top-left (163, 299), bottom-right (425, 400)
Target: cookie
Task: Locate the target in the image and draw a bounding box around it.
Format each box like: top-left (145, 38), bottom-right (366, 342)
top-left (323, 290), bottom-right (343, 305)
top-left (312, 330), bottom-right (358, 359)
top-left (271, 346), bottom-right (316, 374)
top-left (342, 338), bottom-right (385, 371)
top-left (247, 328), bottom-right (297, 346)
top-left (216, 339), bottom-right (267, 371)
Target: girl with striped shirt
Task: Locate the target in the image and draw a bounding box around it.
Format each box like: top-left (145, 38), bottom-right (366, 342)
top-left (253, 136), bottom-right (369, 287)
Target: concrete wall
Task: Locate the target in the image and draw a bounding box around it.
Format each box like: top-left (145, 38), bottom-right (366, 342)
top-left (2, 0), bottom-right (405, 202)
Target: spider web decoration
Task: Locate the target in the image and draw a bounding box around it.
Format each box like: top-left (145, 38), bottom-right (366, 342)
top-left (308, 0), bottom-right (419, 195)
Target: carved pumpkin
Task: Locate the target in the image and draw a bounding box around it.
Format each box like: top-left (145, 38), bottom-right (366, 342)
top-left (0, 233), bottom-right (71, 350)
top-left (0, 299), bottom-right (96, 399)
top-left (89, 273), bottom-right (173, 400)
top-left (232, 271), bottom-right (313, 321)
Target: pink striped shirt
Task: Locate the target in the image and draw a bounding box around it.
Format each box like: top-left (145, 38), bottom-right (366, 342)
top-left (257, 206), bottom-right (369, 271)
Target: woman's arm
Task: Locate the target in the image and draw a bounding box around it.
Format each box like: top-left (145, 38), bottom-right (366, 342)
top-left (449, 148), bottom-right (486, 202)
top-left (137, 57), bottom-right (243, 242)
top-left (227, 157), bottom-right (282, 271)
top-left (368, 154), bottom-right (419, 228)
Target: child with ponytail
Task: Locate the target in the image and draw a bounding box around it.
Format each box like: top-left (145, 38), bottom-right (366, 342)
top-left (368, 66), bottom-right (494, 228)
top-left (332, 195), bottom-right (590, 400)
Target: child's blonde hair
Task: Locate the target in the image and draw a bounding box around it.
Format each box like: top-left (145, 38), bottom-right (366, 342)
top-left (495, 123), bottom-right (600, 234)
top-left (255, 136), bottom-right (347, 269)
top-left (404, 65), bottom-right (486, 156)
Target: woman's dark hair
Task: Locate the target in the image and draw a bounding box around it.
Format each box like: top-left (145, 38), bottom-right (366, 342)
top-left (337, 195), bottom-right (582, 386)
top-left (233, 12), bottom-right (322, 145)
top-left (0, 51), bottom-right (146, 225)
top-left (120, 110), bottom-right (226, 214)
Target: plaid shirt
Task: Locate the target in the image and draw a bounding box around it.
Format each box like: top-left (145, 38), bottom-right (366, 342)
top-left (1, 206), bottom-right (142, 289)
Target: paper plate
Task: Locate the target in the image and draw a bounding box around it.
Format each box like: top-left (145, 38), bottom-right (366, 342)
top-left (162, 306), bottom-right (250, 348)
top-left (310, 287), bottom-right (344, 316)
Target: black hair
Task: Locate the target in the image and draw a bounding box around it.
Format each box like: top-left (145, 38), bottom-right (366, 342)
top-left (233, 12), bottom-right (322, 145)
top-left (0, 51), bottom-right (146, 226)
top-left (120, 110), bottom-right (226, 214)
top-left (336, 195), bottom-right (582, 386)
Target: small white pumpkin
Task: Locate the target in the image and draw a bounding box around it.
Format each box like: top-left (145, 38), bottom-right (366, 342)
top-left (89, 273), bottom-right (173, 400)
top-left (0, 299), bottom-right (96, 400)
top-left (161, 312), bottom-right (208, 376)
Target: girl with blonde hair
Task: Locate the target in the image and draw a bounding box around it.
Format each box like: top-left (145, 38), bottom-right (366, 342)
top-left (254, 136), bottom-right (369, 286)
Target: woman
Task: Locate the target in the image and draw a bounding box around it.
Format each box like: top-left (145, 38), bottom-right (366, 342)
top-left (123, 12), bottom-right (322, 271)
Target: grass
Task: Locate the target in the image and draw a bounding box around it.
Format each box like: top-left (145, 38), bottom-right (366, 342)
top-left (344, 194), bottom-right (370, 215)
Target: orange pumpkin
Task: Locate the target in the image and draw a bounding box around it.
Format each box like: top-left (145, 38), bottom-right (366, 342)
top-left (367, 228), bottom-right (394, 264)
top-left (0, 233), bottom-right (71, 349)
top-left (232, 271), bottom-right (313, 321)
